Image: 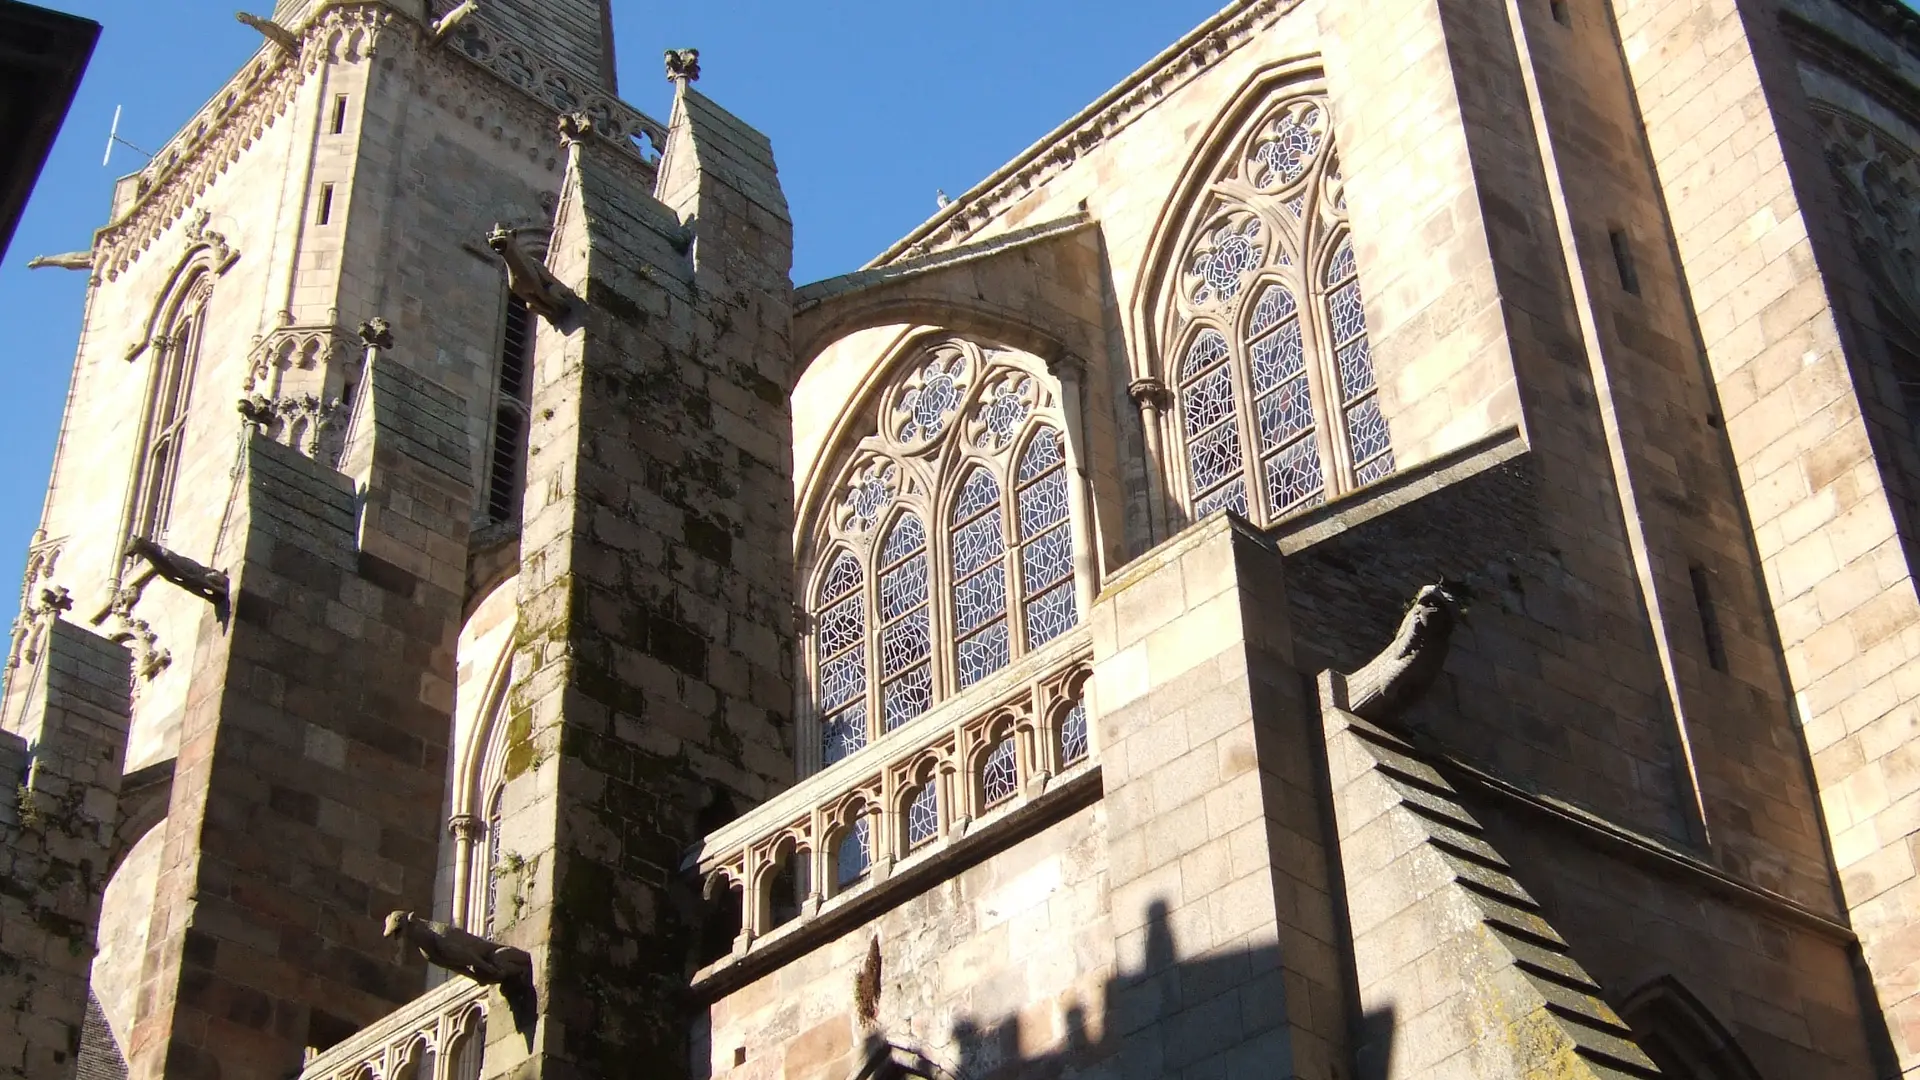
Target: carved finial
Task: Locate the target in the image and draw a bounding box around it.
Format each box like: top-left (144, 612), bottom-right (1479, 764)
top-left (664, 48), bottom-right (701, 83)
top-left (26, 252), bottom-right (92, 271)
top-left (853, 937), bottom-right (882, 1030)
top-left (430, 0), bottom-right (479, 42)
top-left (235, 11), bottom-right (299, 51)
top-left (358, 318), bottom-right (394, 350)
top-left (557, 112), bottom-right (595, 145)
top-left (1343, 583), bottom-right (1465, 722)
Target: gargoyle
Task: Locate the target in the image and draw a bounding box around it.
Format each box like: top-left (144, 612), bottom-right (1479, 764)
top-left (430, 0), bottom-right (479, 42)
top-left (27, 252), bottom-right (92, 271)
top-left (384, 911), bottom-right (533, 987)
top-left (487, 226), bottom-right (571, 322)
top-left (235, 11), bottom-right (298, 51)
top-left (664, 48), bottom-right (701, 83)
top-left (1343, 583), bottom-right (1463, 722)
top-left (359, 317), bottom-right (394, 350)
top-left (125, 537), bottom-right (230, 610)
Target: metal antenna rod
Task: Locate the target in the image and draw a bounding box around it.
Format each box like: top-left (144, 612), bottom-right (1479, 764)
top-left (103, 105), bottom-right (153, 168)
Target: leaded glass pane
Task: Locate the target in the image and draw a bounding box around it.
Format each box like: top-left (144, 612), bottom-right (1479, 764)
top-left (820, 554), bottom-right (862, 604)
top-left (1264, 438), bottom-right (1324, 513)
top-left (952, 510), bottom-right (1005, 578)
top-left (1337, 336), bottom-right (1376, 402)
top-left (883, 665), bottom-right (932, 732)
top-left (1202, 229), bottom-right (1259, 304)
top-left (1181, 330), bottom-right (1230, 380)
top-left (881, 515), bottom-right (926, 566)
top-left (1250, 320), bottom-right (1304, 394)
top-left (953, 566), bottom-right (1008, 635)
top-left (881, 607), bottom-right (931, 676)
top-left (1329, 280), bottom-right (1367, 349)
top-left (957, 622), bottom-right (1011, 689)
top-left (1193, 478), bottom-right (1248, 520)
top-left (1327, 239), bottom-right (1358, 287)
top-left (899, 358), bottom-right (966, 443)
top-left (982, 379), bottom-right (1033, 448)
top-left (1356, 450), bottom-right (1397, 487)
top-left (907, 783), bottom-right (938, 847)
top-left (817, 595), bottom-right (864, 659)
top-left (1249, 285), bottom-right (1298, 339)
top-left (880, 554), bottom-right (928, 621)
top-left (1021, 523), bottom-right (1074, 597)
top-left (1255, 376), bottom-right (1314, 454)
top-left (953, 470), bottom-right (1000, 524)
top-left (819, 648), bottom-right (867, 711)
top-left (1182, 365), bottom-right (1236, 437)
top-left (982, 738), bottom-right (1018, 805)
top-left (1060, 702), bottom-right (1089, 765)
top-left (822, 704), bottom-right (867, 766)
top-left (1018, 428), bottom-right (1065, 484)
top-left (1253, 105), bottom-right (1325, 187)
top-left (1346, 397), bottom-right (1394, 466)
top-left (1018, 468), bottom-right (1070, 541)
top-left (1025, 581), bottom-right (1077, 651)
top-left (836, 817), bottom-right (871, 886)
top-left (1187, 421), bottom-right (1244, 494)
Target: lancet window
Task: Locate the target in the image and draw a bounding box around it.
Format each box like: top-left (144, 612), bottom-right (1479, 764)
top-left (485, 295), bottom-right (536, 525)
top-left (805, 340), bottom-right (1082, 772)
top-left (134, 273), bottom-right (213, 543)
top-left (1163, 93), bottom-right (1395, 526)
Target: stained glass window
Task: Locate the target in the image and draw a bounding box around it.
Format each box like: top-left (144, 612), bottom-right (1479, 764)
top-left (951, 468), bottom-right (1011, 689)
top-left (898, 354), bottom-right (967, 443)
top-left (1018, 429), bottom-right (1077, 650)
top-left (879, 514), bottom-right (933, 732)
top-left (1166, 95), bottom-right (1394, 529)
top-left (836, 816), bottom-right (872, 888)
top-left (1060, 702), bottom-right (1089, 766)
top-left (1326, 238), bottom-right (1394, 485)
top-left (817, 553), bottom-right (867, 767)
top-left (906, 782), bottom-right (939, 847)
top-left (982, 737), bottom-right (1018, 806)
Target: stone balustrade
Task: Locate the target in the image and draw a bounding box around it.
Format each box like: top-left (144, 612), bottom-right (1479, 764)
top-left (297, 977), bottom-right (488, 1080)
top-left (687, 627), bottom-right (1096, 965)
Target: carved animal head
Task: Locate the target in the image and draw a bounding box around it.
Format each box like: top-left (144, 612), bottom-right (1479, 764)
top-left (485, 226), bottom-right (514, 255)
top-left (383, 911), bottom-right (415, 940)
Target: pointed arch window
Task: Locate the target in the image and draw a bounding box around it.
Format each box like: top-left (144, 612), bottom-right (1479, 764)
top-left (134, 274), bottom-right (213, 543)
top-left (1160, 93), bottom-right (1395, 528)
top-left (802, 341), bottom-right (1083, 774)
top-left (485, 295), bottom-right (536, 524)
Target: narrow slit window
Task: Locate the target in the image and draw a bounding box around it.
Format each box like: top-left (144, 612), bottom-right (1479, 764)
top-left (1689, 566), bottom-right (1728, 673)
top-left (317, 183), bottom-right (336, 225)
top-left (1610, 228), bottom-right (1641, 294)
top-left (331, 95), bottom-right (350, 135)
top-left (1550, 0), bottom-right (1571, 26)
top-left (485, 297), bottom-right (535, 524)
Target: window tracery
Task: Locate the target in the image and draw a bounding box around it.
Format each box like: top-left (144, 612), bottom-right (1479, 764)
top-left (803, 339), bottom-right (1083, 773)
top-left (1162, 91), bottom-right (1394, 527)
top-left (134, 273), bottom-right (214, 543)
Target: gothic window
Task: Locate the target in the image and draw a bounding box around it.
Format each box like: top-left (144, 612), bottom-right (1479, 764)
top-left (134, 274), bottom-right (212, 543)
top-left (802, 340), bottom-right (1082, 775)
top-left (816, 553), bottom-right (868, 767)
top-left (980, 735), bottom-right (1018, 807)
top-left (1162, 93), bottom-right (1394, 528)
top-left (1059, 699), bottom-right (1090, 767)
top-left (485, 296), bottom-right (535, 524)
top-left (482, 786), bottom-right (503, 935)
top-left (905, 780), bottom-right (938, 848)
top-left (836, 815), bottom-right (873, 888)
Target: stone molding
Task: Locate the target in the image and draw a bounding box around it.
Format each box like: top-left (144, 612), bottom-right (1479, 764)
top-left (296, 976), bottom-right (488, 1080)
top-left (868, 0), bottom-right (1303, 266)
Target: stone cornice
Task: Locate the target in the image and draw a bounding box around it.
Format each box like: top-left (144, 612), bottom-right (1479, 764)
top-left (868, 0), bottom-right (1303, 267)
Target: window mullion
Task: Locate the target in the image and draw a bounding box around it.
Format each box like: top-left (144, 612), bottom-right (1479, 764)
top-left (1299, 263), bottom-right (1351, 500)
top-left (1001, 473), bottom-right (1027, 661)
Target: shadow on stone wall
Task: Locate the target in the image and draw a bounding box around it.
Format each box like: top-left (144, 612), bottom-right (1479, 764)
top-left (694, 898), bottom-right (1394, 1080)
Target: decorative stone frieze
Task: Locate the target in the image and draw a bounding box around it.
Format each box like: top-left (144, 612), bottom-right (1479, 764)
top-left (5, 532), bottom-right (64, 672)
top-left (445, 12), bottom-right (668, 155)
top-left (296, 978), bottom-right (489, 1080)
top-left (689, 627), bottom-right (1094, 958)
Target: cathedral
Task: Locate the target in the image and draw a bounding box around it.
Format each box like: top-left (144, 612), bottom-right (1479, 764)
top-left (6, 0), bottom-right (1920, 1076)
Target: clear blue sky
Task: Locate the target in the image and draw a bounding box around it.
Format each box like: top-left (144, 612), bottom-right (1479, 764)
top-left (0, 0), bottom-right (1226, 589)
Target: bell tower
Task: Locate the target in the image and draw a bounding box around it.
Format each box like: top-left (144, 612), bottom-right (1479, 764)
top-left (12, 3), bottom-right (685, 1078)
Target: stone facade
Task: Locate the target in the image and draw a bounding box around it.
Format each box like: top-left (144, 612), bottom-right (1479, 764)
top-left (13, 0), bottom-right (1920, 1078)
